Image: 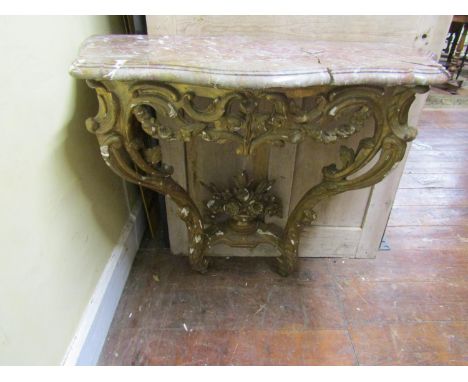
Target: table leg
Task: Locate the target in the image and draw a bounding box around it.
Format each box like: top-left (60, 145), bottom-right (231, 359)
top-left (277, 87), bottom-right (424, 276)
top-left (85, 81), bottom-right (209, 273)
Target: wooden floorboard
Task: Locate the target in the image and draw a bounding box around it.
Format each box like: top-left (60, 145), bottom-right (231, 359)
top-left (98, 108), bottom-right (468, 366)
top-left (388, 206), bottom-right (468, 226)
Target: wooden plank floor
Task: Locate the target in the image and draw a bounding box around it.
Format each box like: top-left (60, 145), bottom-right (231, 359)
top-left (99, 108), bottom-right (468, 366)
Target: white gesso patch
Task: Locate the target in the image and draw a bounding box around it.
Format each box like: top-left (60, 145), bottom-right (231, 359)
top-left (256, 228), bottom-right (276, 237)
top-left (194, 235), bottom-right (201, 243)
top-left (180, 207), bottom-right (189, 217)
top-left (100, 145), bottom-right (109, 158)
top-left (168, 104), bottom-right (177, 118)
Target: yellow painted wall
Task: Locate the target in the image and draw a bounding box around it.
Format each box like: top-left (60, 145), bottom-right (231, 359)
top-left (0, 16), bottom-right (133, 365)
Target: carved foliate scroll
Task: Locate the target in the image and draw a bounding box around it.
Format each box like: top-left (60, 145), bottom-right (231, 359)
top-left (129, 82), bottom-right (378, 155)
top-left (85, 79), bottom-right (427, 275)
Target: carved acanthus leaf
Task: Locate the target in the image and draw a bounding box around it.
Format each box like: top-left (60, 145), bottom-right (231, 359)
top-left (128, 84), bottom-right (376, 155)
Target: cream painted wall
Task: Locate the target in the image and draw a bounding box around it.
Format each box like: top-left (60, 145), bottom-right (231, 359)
top-left (0, 16), bottom-right (133, 365)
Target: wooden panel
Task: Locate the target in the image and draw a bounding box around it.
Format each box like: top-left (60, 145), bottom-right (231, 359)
top-left (148, 16), bottom-right (451, 258)
top-left (290, 123), bottom-right (373, 228)
top-left (299, 227), bottom-right (362, 258)
top-left (355, 92), bottom-right (428, 258)
top-left (354, 157), bottom-right (408, 258)
top-left (147, 16), bottom-right (451, 54)
top-left (160, 140), bottom-right (188, 254)
top-left (267, 143), bottom-right (298, 228)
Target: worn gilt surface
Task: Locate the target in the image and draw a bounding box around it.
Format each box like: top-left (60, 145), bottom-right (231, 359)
top-left (84, 79), bottom-right (427, 275)
top-left (71, 35), bottom-right (448, 275)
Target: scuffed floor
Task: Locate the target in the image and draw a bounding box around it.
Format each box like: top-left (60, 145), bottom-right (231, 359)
top-left (99, 109), bottom-right (468, 365)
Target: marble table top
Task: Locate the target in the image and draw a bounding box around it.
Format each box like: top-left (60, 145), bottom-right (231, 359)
top-left (70, 35), bottom-right (449, 89)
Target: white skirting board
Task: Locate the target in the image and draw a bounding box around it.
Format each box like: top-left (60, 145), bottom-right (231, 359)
top-left (61, 199), bottom-right (146, 366)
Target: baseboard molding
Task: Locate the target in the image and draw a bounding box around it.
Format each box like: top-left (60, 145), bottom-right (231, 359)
top-left (61, 199), bottom-right (146, 366)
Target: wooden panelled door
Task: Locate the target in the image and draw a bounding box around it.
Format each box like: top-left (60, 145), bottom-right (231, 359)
top-left (147, 15), bottom-right (452, 258)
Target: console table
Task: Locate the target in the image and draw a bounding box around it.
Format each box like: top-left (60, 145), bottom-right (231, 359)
top-left (70, 35), bottom-right (448, 276)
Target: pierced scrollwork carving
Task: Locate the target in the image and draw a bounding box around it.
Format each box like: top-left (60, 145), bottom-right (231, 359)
top-left (275, 86), bottom-right (428, 276)
top-left (85, 81), bottom-right (210, 273)
top-left (84, 78), bottom-right (427, 276)
top-left (127, 82), bottom-right (377, 155)
top-left (85, 80), bottom-right (119, 135)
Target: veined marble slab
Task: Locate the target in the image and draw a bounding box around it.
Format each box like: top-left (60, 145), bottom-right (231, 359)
top-left (70, 35), bottom-right (449, 88)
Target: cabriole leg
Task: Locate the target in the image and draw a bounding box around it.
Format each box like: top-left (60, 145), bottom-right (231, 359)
top-left (276, 86), bottom-right (426, 276)
top-left (85, 80), bottom-right (209, 273)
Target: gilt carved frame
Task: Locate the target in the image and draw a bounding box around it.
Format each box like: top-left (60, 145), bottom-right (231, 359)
top-left (86, 79), bottom-right (427, 276)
